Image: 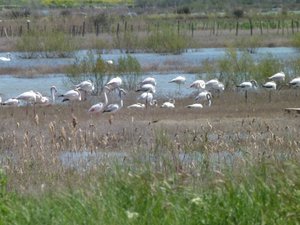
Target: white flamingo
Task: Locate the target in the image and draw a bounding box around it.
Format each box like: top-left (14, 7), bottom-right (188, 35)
top-left (137, 92), bottom-right (157, 107)
top-left (34, 86), bottom-right (58, 106)
top-left (289, 77), bottom-right (300, 88)
top-left (195, 91), bottom-right (212, 107)
top-left (16, 90), bottom-right (42, 115)
top-left (205, 79), bottom-right (225, 94)
top-left (190, 79), bottom-right (206, 92)
top-left (103, 88), bottom-right (126, 114)
top-left (263, 81), bottom-right (277, 90)
top-left (88, 86), bottom-right (109, 114)
top-left (75, 80), bottom-right (94, 100)
top-left (1, 98), bottom-right (19, 106)
top-left (263, 81), bottom-right (277, 102)
top-left (127, 103), bottom-right (145, 109)
top-left (59, 89), bottom-right (81, 102)
top-left (16, 90), bottom-right (39, 104)
top-left (236, 80), bottom-right (258, 90)
top-left (106, 60), bottom-right (114, 65)
top-left (268, 72), bottom-right (285, 82)
top-left (106, 77), bottom-right (122, 91)
top-left (185, 103), bottom-right (203, 109)
top-left (236, 80), bottom-right (258, 102)
top-left (136, 83), bottom-right (156, 93)
top-left (0, 53), bottom-right (11, 62)
top-left (169, 75), bottom-right (186, 92)
top-left (161, 99), bottom-right (175, 108)
top-left (139, 77), bottom-right (156, 86)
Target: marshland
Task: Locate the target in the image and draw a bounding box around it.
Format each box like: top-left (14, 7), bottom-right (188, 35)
top-left (1, 1), bottom-right (300, 224)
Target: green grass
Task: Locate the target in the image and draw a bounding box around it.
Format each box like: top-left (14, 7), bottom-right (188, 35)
top-left (0, 157), bottom-right (299, 224)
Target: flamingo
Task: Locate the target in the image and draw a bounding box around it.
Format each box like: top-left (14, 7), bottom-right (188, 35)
top-left (127, 103), bottom-right (145, 109)
top-left (136, 83), bottom-right (156, 93)
top-left (195, 91), bottom-right (212, 107)
top-left (169, 75), bottom-right (186, 92)
top-left (205, 79), bottom-right (225, 94)
top-left (262, 81), bottom-right (277, 90)
top-left (236, 80), bottom-right (258, 103)
top-left (289, 77), bottom-right (300, 88)
top-left (106, 60), bottom-right (114, 65)
top-left (262, 81), bottom-right (276, 102)
top-left (190, 79), bottom-right (206, 92)
top-left (16, 90), bottom-right (42, 115)
top-left (0, 53), bottom-right (11, 62)
top-left (106, 77), bottom-right (122, 91)
top-left (236, 80), bottom-right (258, 90)
top-left (139, 77), bottom-right (156, 86)
top-left (268, 72), bottom-right (285, 82)
top-left (185, 103), bottom-right (203, 109)
top-left (88, 86), bottom-right (109, 114)
top-left (161, 99), bottom-right (175, 108)
top-left (75, 80), bottom-right (94, 100)
top-left (137, 92), bottom-right (157, 107)
top-left (34, 86), bottom-right (58, 106)
top-left (1, 98), bottom-right (19, 106)
top-left (103, 88), bottom-right (126, 114)
top-left (16, 90), bottom-right (39, 104)
top-left (59, 89), bottom-right (81, 102)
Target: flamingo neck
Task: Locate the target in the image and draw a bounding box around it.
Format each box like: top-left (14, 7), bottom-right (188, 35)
top-left (51, 88), bottom-right (56, 103)
top-left (104, 91), bottom-right (108, 105)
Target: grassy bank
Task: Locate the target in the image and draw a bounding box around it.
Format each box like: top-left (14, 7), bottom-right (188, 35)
top-left (1, 160), bottom-right (299, 224)
top-left (0, 91), bottom-right (299, 224)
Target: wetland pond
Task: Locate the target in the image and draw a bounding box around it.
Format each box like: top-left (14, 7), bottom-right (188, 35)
top-left (1, 47), bottom-right (299, 169)
top-left (0, 47), bottom-right (299, 99)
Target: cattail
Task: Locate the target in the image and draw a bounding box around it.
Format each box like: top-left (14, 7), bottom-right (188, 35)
top-left (72, 115), bottom-right (78, 128)
top-left (34, 114), bottom-right (39, 126)
top-left (61, 127), bottom-right (66, 141)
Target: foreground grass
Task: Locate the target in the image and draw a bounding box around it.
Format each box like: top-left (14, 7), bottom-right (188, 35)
top-left (0, 159), bottom-right (299, 224)
top-left (0, 92), bottom-right (300, 224)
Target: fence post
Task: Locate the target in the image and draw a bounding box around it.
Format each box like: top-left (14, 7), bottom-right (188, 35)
top-left (249, 18), bottom-right (253, 36)
top-left (82, 21), bottom-right (85, 37)
top-left (19, 25), bottom-right (22, 36)
top-left (116, 23), bottom-right (119, 38)
top-left (27, 20), bottom-right (30, 32)
top-left (235, 20), bottom-right (239, 36)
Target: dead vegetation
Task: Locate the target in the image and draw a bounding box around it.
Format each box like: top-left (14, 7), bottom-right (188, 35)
top-left (0, 88), bottom-right (299, 193)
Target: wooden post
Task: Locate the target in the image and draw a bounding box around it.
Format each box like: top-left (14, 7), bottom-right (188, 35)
top-left (96, 23), bottom-right (99, 36)
top-left (235, 20), bottom-right (239, 36)
top-left (249, 18), bottom-right (253, 36)
top-left (27, 20), bottom-right (30, 32)
top-left (177, 20), bottom-right (180, 35)
top-left (72, 25), bottom-right (76, 36)
top-left (191, 23), bottom-right (194, 37)
top-left (19, 25), bottom-right (22, 36)
top-left (82, 21), bottom-right (85, 37)
top-left (260, 20), bottom-right (263, 35)
top-left (116, 23), bottom-right (119, 38)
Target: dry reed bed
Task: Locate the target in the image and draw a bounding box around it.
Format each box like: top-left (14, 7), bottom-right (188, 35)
top-left (0, 89), bottom-right (299, 193)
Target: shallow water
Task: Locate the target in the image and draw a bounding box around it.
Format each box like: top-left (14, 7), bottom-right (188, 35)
top-left (59, 150), bottom-right (244, 171)
top-left (1, 47), bottom-right (298, 69)
top-left (0, 47), bottom-right (299, 100)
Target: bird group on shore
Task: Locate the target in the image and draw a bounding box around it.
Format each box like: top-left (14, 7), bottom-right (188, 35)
top-left (1, 71), bottom-right (300, 116)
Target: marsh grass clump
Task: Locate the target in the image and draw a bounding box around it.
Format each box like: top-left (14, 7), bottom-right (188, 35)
top-left (16, 30), bottom-right (77, 58)
top-left (146, 26), bottom-right (189, 54)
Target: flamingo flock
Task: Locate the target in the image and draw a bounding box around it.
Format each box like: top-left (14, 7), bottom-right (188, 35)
top-left (1, 71), bottom-right (300, 116)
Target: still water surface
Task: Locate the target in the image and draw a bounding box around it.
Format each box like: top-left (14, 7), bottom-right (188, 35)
top-left (0, 47), bottom-right (299, 99)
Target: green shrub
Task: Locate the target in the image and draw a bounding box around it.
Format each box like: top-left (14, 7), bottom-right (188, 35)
top-left (16, 30), bottom-right (77, 58)
top-left (146, 26), bottom-right (189, 54)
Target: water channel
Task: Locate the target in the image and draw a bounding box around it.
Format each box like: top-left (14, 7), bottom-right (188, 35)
top-left (0, 47), bottom-right (299, 99)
